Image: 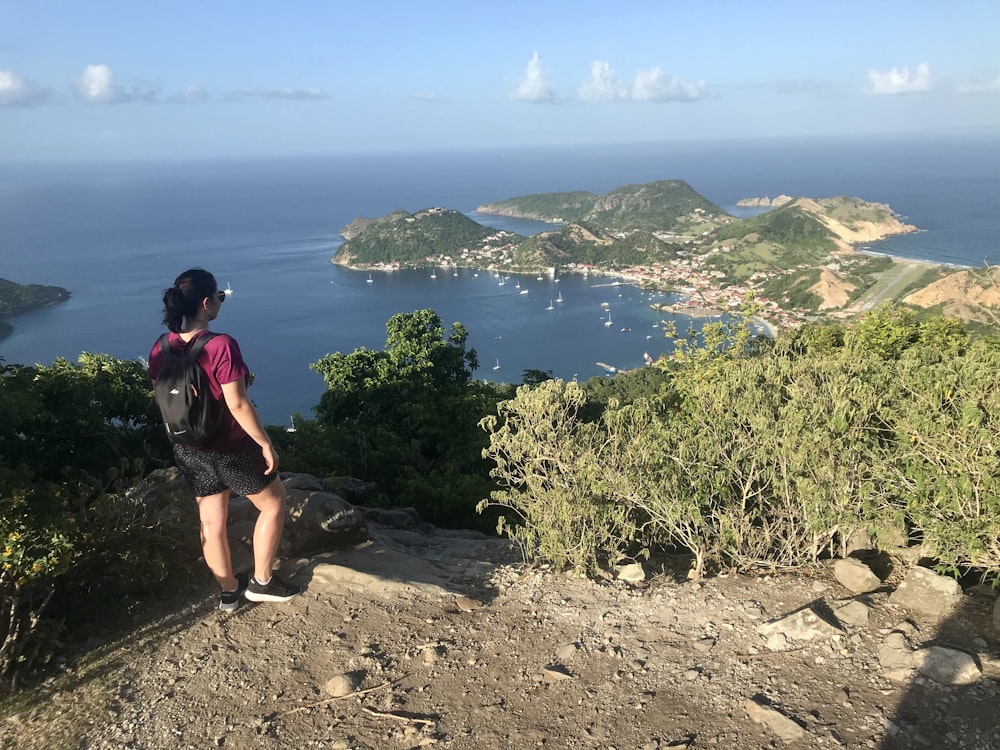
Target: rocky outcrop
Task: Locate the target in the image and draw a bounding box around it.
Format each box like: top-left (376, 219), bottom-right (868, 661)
top-left (137, 468), bottom-right (374, 565)
top-left (735, 195), bottom-right (793, 208)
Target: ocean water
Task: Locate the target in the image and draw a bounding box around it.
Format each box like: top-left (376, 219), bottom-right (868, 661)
top-left (2, 135), bottom-right (998, 424)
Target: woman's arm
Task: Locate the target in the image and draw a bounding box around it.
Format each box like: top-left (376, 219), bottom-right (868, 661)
top-left (221, 378), bottom-right (278, 474)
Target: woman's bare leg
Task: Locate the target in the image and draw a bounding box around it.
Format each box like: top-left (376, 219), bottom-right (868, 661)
top-left (245, 477), bottom-right (287, 582)
top-left (196, 490), bottom-right (237, 590)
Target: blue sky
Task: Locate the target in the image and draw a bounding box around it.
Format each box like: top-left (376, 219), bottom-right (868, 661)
top-left (2, 1), bottom-right (998, 161)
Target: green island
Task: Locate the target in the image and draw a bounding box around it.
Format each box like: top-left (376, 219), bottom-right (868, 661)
top-left (333, 180), bottom-right (1000, 330)
top-left (0, 278), bottom-right (71, 340)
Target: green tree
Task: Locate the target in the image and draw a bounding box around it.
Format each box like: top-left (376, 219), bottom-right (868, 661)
top-left (310, 309), bottom-right (499, 525)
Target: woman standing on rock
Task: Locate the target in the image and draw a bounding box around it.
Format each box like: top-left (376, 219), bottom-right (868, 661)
top-left (149, 268), bottom-right (300, 610)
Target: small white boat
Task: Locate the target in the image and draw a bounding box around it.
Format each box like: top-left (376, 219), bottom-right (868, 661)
top-left (453, 270), bottom-right (459, 277)
top-left (556, 292), bottom-right (564, 303)
top-left (286, 416), bottom-right (297, 433)
top-left (536, 274), bottom-right (543, 281)
top-left (604, 310), bottom-right (613, 327)
top-left (366, 274), bottom-right (373, 283)
top-left (224, 282), bottom-right (234, 296)
top-left (493, 358), bottom-right (501, 371)
top-left (519, 289), bottom-right (529, 295)
top-left (430, 270), bottom-right (437, 279)
top-left (546, 300), bottom-right (555, 311)
top-left (498, 276), bottom-right (506, 287)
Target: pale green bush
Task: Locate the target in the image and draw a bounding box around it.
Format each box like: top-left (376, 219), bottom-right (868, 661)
top-left (893, 342), bottom-right (1000, 576)
top-left (478, 380), bottom-right (636, 574)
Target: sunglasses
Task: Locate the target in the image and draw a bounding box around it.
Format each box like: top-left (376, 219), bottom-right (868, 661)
top-left (213, 291), bottom-right (226, 304)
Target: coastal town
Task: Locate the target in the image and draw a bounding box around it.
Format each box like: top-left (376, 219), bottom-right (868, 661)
top-left (359, 206), bottom-right (822, 334)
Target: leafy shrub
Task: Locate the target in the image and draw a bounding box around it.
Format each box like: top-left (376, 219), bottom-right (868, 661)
top-left (309, 309), bottom-right (506, 527)
top-left (479, 306), bottom-right (1000, 580)
top-left (478, 381), bottom-right (638, 574)
top-left (0, 354), bottom-right (179, 690)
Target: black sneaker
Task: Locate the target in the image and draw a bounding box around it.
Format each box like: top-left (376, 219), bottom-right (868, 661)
top-left (244, 575), bottom-right (301, 603)
top-left (220, 572), bottom-right (249, 612)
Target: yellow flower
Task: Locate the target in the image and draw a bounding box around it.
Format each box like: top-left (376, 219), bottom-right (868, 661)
top-left (8, 532), bottom-right (20, 541)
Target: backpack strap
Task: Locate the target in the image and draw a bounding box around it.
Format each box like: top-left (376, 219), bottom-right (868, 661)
top-left (158, 331), bottom-right (219, 359)
top-left (185, 331), bottom-right (218, 359)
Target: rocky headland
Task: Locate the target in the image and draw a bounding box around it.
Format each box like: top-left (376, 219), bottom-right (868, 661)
top-left (0, 277), bottom-right (71, 340)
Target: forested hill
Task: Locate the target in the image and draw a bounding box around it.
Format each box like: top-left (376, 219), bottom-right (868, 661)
top-left (0, 277), bottom-right (71, 340)
top-left (476, 179), bottom-right (726, 231)
top-left (333, 207), bottom-right (516, 267)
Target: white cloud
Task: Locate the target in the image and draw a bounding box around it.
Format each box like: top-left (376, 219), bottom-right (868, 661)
top-left (957, 74), bottom-right (1000, 95)
top-left (578, 60), bottom-right (628, 102)
top-left (258, 88), bottom-right (327, 100)
top-left (79, 64), bottom-right (120, 103)
top-left (78, 64), bottom-right (159, 104)
top-left (631, 67), bottom-right (705, 102)
top-left (513, 51), bottom-right (555, 103)
top-left (867, 61), bottom-right (933, 95)
top-left (224, 87), bottom-right (328, 102)
top-left (167, 84), bottom-right (209, 104)
top-left (0, 69), bottom-right (53, 107)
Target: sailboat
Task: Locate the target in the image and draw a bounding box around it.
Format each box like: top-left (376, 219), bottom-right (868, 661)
top-left (498, 276), bottom-right (506, 287)
top-left (604, 309), bottom-right (613, 327)
top-left (546, 300), bottom-right (555, 311)
top-left (556, 291), bottom-right (564, 303)
top-left (430, 270), bottom-right (437, 279)
top-left (286, 416), bottom-right (297, 433)
top-left (515, 280), bottom-right (521, 289)
top-left (224, 282), bottom-right (234, 297)
top-left (493, 358), bottom-right (501, 371)
top-left (366, 274), bottom-right (373, 284)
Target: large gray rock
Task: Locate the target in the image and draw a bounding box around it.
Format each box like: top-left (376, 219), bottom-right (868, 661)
top-left (889, 567), bottom-right (963, 617)
top-left (745, 696), bottom-right (805, 742)
top-left (228, 474), bottom-right (369, 562)
top-left (912, 646), bottom-right (982, 685)
top-left (833, 600), bottom-right (871, 627)
top-left (758, 601), bottom-right (842, 642)
top-left (833, 558), bottom-right (880, 593)
top-left (135, 467), bottom-right (200, 528)
top-left (328, 476), bottom-right (379, 505)
top-left (843, 528), bottom-right (872, 556)
top-left (878, 631), bottom-right (915, 671)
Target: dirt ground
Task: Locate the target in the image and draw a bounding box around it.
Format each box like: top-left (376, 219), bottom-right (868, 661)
top-left (2, 519), bottom-right (999, 750)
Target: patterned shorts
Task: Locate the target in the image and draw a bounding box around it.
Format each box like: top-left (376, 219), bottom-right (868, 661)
top-left (172, 443), bottom-right (278, 498)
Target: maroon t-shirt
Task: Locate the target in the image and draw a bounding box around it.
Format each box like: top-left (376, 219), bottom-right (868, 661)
top-left (149, 330), bottom-right (254, 452)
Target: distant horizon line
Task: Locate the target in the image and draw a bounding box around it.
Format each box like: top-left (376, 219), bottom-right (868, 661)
top-left (6, 130), bottom-right (999, 168)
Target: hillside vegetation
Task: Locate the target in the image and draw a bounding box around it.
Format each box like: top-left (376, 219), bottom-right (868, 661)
top-left (478, 179), bottom-right (725, 231)
top-left (333, 208), bottom-right (508, 266)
